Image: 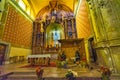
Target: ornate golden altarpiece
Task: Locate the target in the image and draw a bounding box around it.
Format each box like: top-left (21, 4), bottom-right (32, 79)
top-left (31, 1), bottom-right (86, 61)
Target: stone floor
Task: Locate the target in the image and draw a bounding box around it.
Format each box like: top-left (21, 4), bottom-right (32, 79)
top-left (0, 62), bottom-right (34, 74)
top-left (0, 61), bottom-right (102, 79)
top-left (0, 61), bottom-right (120, 80)
top-left (43, 66), bottom-right (101, 78)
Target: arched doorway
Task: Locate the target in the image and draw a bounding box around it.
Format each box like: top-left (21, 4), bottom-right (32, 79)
top-left (46, 23), bottom-right (64, 48)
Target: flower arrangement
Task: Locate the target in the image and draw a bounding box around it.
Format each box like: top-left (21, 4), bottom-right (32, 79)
top-left (99, 66), bottom-right (111, 80)
top-left (65, 69), bottom-right (77, 80)
top-left (36, 66), bottom-right (44, 80)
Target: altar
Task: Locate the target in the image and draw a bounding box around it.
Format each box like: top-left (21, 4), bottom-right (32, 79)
top-left (27, 54), bottom-right (58, 65)
top-left (27, 54), bottom-right (51, 58)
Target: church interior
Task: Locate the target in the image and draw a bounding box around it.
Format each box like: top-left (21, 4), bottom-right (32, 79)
top-left (0, 0), bottom-right (120, 80)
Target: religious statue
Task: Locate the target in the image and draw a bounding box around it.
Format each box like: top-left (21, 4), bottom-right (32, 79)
top-left (60, 51), bottom-right (66, 61)
top-left (39, 21), bottom-right (44, 33)
top-left (57, 50), bottom-right (66, 67)
top-left (75, 50), bottom-right (80, 63)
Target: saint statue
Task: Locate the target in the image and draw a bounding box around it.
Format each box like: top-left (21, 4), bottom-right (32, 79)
top-left (75, 50), bottom-right (80, 62)
top-left (60, 51), bottom-right (66, 61)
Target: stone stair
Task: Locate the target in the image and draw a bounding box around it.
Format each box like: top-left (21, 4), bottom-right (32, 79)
top-left (42, 77), bottom-right (102, 80)
top-left (6, 70), bottom-right (37, 80)
top-left (0, 72), bottom-right (13, 80)
top-left (110, 73), bottom-right (120, 80)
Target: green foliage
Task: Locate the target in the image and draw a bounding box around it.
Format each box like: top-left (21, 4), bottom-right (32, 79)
top-left (56, 61), bottom-right (62, 68)
top-left (65, 71), bottom-right (74, 78)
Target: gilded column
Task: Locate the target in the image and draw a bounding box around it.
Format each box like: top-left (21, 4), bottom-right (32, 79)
top-left (64, 18), bottom-right (68, 39)
top-left (71, 18), bottom-right (75, 39)
top-left (33, 22), bottom-right (37, 47)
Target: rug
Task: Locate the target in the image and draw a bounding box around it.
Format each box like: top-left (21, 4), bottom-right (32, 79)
top-left (19, 62), bottom-right (56, 68)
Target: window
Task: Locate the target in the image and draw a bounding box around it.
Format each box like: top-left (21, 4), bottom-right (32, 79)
top-left (18, 0), bottom-right (26, 10)
top-left (26, 7), bottom-right (30, 15)
top-left (53, 31), bottom-right (60, 41)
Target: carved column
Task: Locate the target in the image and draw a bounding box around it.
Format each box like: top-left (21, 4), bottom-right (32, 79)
top-left (40, 22), bottom-right (44, 54)
top-left (64, 18), bottom-right (68, 39)
top-left (71, 18), bottom-right (75, 39)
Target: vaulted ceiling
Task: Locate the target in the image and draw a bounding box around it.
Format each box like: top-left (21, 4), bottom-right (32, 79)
top-left (27, 0), bottom-right (78, 16)
top-left (23, 0), bottom-right (91, 38)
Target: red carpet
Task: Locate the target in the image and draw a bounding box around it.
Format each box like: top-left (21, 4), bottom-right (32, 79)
top-left (19, 62), bottom-right (56, 68)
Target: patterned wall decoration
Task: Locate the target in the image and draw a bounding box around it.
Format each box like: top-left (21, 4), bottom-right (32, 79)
top-left (2, 5), bottom-right (33, 48)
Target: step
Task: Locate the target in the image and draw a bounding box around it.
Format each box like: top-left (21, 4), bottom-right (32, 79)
top-left (110, 73), bottom-right (120, 80)
top-left (0, 72), bottom-right (13, 80)
top-left (110, 74), bottom-right (120, 80)
top-left (6, 79), bottom-right (37, 80)
top-left (6, 70), bottom-right (37, 80)
top-left (42, 77), bottom-right (102, 80)
top-left (13, 70), bottom-right (36, 75)
top-left (7, 74), bottom-right (37, 79)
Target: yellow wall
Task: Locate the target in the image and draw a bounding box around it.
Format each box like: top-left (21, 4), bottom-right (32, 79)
top-left (9, 47), bottom-right (31, 59)
top-left (2, 5), bottom-right (33, 48)
top-left (76, 0), bottom-right (91, 38)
